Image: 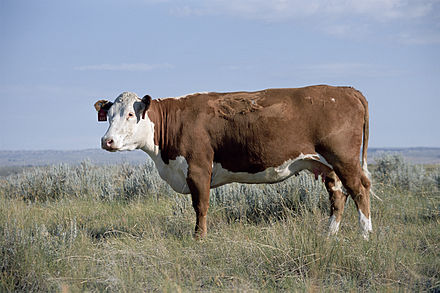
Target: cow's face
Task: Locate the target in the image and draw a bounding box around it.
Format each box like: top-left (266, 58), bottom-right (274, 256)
top-left (94, 92), bottom-right (153, 152)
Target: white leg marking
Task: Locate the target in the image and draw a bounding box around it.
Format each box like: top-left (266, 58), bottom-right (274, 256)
top-left (331, 179), bottom-right (343, 192)
top-left (358, 209), bottom-right (372, 240)
top-left (328, 215), bottom-right (340, 236)
top-left (330, 178), bottom-right (349, 196)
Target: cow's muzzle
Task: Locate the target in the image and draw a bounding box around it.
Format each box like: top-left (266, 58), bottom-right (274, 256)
top-left (101, 137), bottom-right (117, 151)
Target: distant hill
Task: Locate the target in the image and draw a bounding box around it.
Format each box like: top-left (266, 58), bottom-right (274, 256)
top-left (0, 149), bottom-right (148, 167)
top-left (0, 147), bottom-right (439, 176)
top-left (368, 147), bottom-right (440, 165)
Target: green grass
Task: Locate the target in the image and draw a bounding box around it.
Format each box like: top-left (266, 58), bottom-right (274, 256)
top-left (1, 158), bottom-right (439, 291)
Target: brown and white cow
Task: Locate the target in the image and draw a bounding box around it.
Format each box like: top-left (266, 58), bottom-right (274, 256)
top-left (94, 85), bottom-right (372, 239)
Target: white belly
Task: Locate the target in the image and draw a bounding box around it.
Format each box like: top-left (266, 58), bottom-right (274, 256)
top-left (151, 153), bottom-right (332, 194)
top-left (211, 153), bottom-right (332, 187)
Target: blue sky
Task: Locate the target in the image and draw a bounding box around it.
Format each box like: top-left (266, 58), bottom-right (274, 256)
top-left (1, 0), bottom-right (439, 150)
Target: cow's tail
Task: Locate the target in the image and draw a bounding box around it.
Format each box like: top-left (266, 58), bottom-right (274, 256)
top-left (361, 95), bottom-right (370, 179)
top-left (356, 89), bottom-right (382, 202)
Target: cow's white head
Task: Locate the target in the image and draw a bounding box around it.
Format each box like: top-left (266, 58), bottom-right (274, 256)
top-left (94, 92), bottom-right (154, 152)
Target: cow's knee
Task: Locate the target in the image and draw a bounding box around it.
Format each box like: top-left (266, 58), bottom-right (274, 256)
top-left (361, 172), bottom-right (371, 191)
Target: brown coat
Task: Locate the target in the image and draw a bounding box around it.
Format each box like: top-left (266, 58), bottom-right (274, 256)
top-left (96, 85), bottom-right (372, 239)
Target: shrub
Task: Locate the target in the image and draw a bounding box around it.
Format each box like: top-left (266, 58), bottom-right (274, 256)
top-left (207, 172), bottom-right (328, 223)
top-left (0, 160), bottom-right (329, 222)
top-left (373, 154), bottom-right (440, 192)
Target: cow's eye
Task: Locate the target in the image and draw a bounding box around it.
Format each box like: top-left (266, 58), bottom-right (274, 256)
top-left (128, 112), bottom-right (135, 119)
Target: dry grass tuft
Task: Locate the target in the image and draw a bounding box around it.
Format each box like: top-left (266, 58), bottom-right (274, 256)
top-left (1, 155), bottom-right (439, 291)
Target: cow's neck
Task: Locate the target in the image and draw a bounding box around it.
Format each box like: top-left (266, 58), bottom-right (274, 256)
top-left (141, 99), bottom-right (180, 163)
top-left (137, 112), bottom-right (158, 157)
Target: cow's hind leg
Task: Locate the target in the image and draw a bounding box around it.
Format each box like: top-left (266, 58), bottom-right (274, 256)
top-left (334, 163), bottom-right (372, 239)
top-left (325, 171), bottom-right (347, 236)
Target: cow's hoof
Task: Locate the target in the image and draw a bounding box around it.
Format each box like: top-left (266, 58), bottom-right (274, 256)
top-left (194, 231), bottom-right (207, 240)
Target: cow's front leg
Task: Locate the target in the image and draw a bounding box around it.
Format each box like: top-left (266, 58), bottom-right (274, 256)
top-left (186, 164), bottom-right (212, 239)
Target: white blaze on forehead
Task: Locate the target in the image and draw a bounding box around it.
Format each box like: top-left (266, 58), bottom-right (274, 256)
top-left (107, 92), bottom-right (140, 118)
top-left (116, 91), bottom-right (138, 102)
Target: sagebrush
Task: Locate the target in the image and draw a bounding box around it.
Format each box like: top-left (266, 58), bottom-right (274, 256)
top-left (1, 154), bottom-right (439, 291)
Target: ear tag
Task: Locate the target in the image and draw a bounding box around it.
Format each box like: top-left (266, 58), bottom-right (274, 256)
top-left (98, 109), bottom-right (107, 121)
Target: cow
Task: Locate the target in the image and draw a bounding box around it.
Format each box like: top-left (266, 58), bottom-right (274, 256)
top-left (94, 85), bottom-right (372, 239)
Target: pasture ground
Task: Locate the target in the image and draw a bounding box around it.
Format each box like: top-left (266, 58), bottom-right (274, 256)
top-left (1, 156), bottom-right (439, 291)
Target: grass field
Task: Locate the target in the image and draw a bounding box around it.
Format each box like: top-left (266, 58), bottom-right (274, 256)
top-left (1, 155), bottom-right (439, 291)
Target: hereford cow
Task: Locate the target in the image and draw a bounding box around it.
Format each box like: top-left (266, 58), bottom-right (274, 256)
top-left (94, 85), bottom-right (372, 239)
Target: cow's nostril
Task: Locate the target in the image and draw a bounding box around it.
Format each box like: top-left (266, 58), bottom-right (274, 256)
top-left (106, 139), bottom-right (114, 147)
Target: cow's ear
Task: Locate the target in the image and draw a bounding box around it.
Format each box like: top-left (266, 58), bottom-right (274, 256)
top-left (142, 95), bottom-right (151, 109)
top-left (94, 100), bottom-right (113, 112)
top-left (94, 100), bottom-right (113, 122)
top-left (141, 95), bottom-right (152, 119)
